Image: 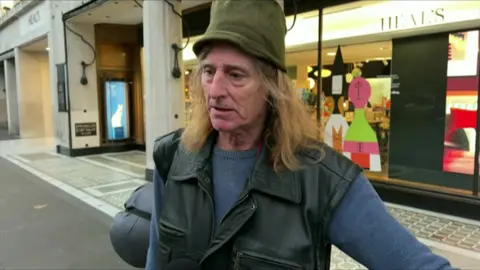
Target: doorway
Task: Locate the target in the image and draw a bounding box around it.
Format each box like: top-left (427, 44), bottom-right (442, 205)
top-left (98, 73), bottom-right (135, 145)
top-left (95, 24), bottom-right (145, 147)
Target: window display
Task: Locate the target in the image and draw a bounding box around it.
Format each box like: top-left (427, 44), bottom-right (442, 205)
top-left (323, 46), bottom-right (350, 155)
top-left (447, 31), bottom-right (479, 77)
top-left (344, 77), bottom-right (381, 171)
top-left (443, 30), bottom-right (479, 175)
top-left (318, 43), bottom-right (392, 177)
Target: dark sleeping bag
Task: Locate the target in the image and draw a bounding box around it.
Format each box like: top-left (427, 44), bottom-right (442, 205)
top-left (109, 182), bottom-right (153, 268)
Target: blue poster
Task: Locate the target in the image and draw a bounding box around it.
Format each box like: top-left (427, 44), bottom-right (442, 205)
top-left (105, 81), bottom-right (129, 140)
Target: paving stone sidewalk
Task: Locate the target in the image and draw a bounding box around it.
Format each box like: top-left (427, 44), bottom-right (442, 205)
top-left (6, 150), bottom-right (480, 270)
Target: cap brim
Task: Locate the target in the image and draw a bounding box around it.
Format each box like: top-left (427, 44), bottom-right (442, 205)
top-left (193, 31), bottom-right (262, 61)
top-left (192, 30), bottom-right (286, 72)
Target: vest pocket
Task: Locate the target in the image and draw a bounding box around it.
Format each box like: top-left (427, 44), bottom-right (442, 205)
top-left (158, 221), bottom-right (187, 265)
top-left (159, 221), bottom-right (186, 239)
top-left (234, 251), bottom-right (303, 270)
top-left (158, 242), bottom-right (171, 265)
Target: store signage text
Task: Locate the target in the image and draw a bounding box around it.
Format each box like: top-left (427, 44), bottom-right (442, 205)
top-left (28, 10), bottom-right (41, 26)
top-left (19, 2), bottom-right (48, 37)
top-left (381, 8), bottom-right (445, 31)
top-left (75, 122), bottom-right (97, 137)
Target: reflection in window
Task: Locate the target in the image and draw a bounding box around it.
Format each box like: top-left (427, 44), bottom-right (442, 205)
top-left (443, 30), bottom-right (479, 175)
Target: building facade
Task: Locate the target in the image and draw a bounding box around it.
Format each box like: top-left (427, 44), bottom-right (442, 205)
top-left (0, 0), bottom-right (205, 177)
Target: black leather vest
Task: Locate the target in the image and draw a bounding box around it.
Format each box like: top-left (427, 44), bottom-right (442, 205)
top-left (153, 130), bottom-right (362, 270)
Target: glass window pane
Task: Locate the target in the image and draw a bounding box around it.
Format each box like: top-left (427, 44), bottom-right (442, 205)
top-left (444, 31), bottom-right (479, 177)
top-left (318, 41), bottom-right (392, 179)
top-left (319, 4), bottom-right (478, 195)
top-left (285, 10), bottom-right (320, 125)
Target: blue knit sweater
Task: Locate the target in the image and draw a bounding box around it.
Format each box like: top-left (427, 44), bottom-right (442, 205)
top-left (146, 147), bottom-right (452, 269)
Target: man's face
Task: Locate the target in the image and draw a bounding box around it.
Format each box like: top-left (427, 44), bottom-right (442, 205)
top-left (201, 44), bottom-right (268, 133)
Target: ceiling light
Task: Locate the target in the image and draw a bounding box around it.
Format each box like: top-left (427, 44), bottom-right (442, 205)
top-left (327, 52), bottom-right (335, 56)
top-left (307, 77), bottom-right (316, 90)
top-left (46, 47), bottom-right (50, 51)
top-left (380, 47), bottom-right (384, 50)
top-left (321, 69), bottom-right (332, 78)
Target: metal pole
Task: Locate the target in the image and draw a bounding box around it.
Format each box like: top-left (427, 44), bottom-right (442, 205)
top-left (316, 6), bottom-right (323, 130)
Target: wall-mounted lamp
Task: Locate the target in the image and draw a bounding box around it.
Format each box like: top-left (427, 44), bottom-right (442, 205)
top-left (45, 47), bottom-right (50, 51)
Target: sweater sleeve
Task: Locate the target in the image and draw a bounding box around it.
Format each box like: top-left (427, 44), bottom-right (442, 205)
top-left (328, 174), bottom-right (454, 270)
top-left (145, 168), bottom-right (164, 270)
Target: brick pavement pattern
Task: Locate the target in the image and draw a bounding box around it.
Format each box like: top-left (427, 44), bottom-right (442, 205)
top-left (7, 151), bottom-right (480, 269)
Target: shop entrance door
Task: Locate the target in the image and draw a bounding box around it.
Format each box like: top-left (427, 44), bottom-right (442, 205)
top-left (99, 77), bottom-right (134, 144)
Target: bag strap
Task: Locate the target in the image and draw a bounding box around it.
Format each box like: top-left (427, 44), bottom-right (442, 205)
top-left (125, 206), bottom-right (152, 221)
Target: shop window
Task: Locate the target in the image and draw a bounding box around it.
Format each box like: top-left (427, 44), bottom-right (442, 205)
top-left (284, 10), bottom-right (321, 125)
top-left (315, 42), bottom-right (392, 179)
top-left (443, 30), bottom-right (479, 176)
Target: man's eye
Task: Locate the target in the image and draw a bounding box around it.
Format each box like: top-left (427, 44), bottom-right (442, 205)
top-left (203, 68), bottom-right (214, 76)
top-left (229, 73), bottom-right (243, 80)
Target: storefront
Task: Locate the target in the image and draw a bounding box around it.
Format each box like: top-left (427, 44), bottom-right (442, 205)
top-left (0, 0), bottom-right (54, 139)
top-left (317, 0), bottom-right (480, 220)
top-left (181, 0), bottom-right (480, 219)
top-left (59, 0), bottom-right (202, 178)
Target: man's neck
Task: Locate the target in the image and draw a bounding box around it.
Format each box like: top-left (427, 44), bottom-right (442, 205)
top-left (217, 127), bottom-right (263, 151)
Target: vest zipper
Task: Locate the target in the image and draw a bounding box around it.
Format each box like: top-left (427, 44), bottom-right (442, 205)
top-left (198, 171), bottom-right (216, 244)
top-left (200, 192), bottom-right (254, 264)
top-left (218, 192), bottom-right (250, 226)
top-left (234, 252), bottom-right (242, 270)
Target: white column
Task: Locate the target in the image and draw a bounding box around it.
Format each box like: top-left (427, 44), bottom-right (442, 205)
top-left (4, 59), bottom-right (19, 135)
top-left (144, 0), bottom-right (185, 174)
top-left (49, 0), bottom-right (73, 149)
top-left (0, 65), bottom-right (6, 127)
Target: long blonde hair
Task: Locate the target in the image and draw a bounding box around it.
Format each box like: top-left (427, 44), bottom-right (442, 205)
top-left (182, 48), bottom-right (323, 172)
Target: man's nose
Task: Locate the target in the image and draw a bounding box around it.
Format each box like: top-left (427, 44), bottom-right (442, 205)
top-left (209, 71), bottom-right (228, 98)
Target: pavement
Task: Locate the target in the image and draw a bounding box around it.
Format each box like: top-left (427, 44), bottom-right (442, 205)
top-left (0, 157), bottom-right (134, 270)
top-left (1, 137), bottom-right (480, 269)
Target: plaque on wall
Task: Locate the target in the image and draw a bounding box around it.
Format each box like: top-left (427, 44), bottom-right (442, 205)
top-left (56, 63), bottom-right (68, 112)
top-left (75, 122), bottom-right (97, 137)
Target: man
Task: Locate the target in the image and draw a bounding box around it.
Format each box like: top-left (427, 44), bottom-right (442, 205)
top-left (146, 0), bottom-right (453, 269)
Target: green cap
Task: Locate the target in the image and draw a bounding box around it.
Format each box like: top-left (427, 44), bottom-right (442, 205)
top-left (192, 0), bottom-right (287, 72)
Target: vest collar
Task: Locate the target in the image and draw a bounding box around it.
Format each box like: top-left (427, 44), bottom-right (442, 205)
top-left (248, 144), bottom-right (301, 204)
top-left (169, 132), bottom-right (302, 204)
